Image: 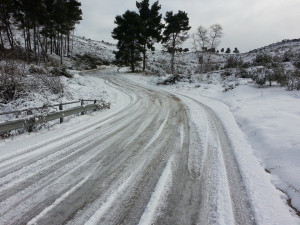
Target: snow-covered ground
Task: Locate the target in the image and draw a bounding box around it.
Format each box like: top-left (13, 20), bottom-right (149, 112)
top-left (123, 72), bottom-right (300, 218)
top-left (0, 67), bottom-right (115, 122)
top-left (0, 66), bottom-right (299, 224)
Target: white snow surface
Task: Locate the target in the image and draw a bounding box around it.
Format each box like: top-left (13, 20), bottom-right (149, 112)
top-left (124, 72), bottom-right (300, 224)
top-left (1, 65), bottom-right (300, 224)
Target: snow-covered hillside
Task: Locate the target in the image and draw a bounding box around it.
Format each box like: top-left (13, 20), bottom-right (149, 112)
top-left (0, 29), bottom-right (116, 123)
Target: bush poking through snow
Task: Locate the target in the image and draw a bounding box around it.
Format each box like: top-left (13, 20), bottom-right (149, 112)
top-left (32, 74), bottom-right (64, 95)
top-left (286, 70), bottom-right (300, 91)
top-left (50, 67), bottom-right (73, 78)
top-left (28, 65), bottom-right (47, 74)
top-left (74, 53), bottom-right (110, 70)
top-left (254, 53), bottom-right (274, 66)
top-left (224, 55), bottom-right (244, 69)
top-left (0, 60), bottom-right (26, 103)
top-left (157, 74), bottom-right (183, 85)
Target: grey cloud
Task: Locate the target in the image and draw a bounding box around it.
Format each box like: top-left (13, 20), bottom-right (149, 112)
top-left (75, 0), bottom-right (300, 52)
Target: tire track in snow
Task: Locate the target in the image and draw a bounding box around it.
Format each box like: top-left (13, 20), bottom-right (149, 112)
top-left (173, 93), bottom-right (255, 225)
top-left (138, 155), bottom-right (174, 225)
top-left (0, 70), bottom-right (256, 225)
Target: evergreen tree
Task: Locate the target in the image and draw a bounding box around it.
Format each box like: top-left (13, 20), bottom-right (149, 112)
top-left (136, 0), bottom-right (163, 71)
top-left (8, 0), bottom-right (82, 63)
top-left (162, 10), bottom-right (191, 74)
top-left (225, 47), bottom-right (231, 54)
top-left (65, 0), bottom-right (82, 55)
top-left (0, 0), bottom-right (14, 49)
top-left (221, 48), bottom-right (224, 53)
top-left (112, 10), bottom-right (143, 72)
top-left (233, 47), bottom-right (240, 54)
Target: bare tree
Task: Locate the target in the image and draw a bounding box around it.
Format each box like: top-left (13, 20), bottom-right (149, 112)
top-left (192, 25), bottom-right (209, 51)
top-left (209, 24), bottom-right (223, 50)
top-left (192, 23), bottom-right (223, 72)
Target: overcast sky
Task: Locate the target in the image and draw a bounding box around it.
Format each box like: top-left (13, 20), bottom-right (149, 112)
top-left (75, 0), bottom-right (300, 52)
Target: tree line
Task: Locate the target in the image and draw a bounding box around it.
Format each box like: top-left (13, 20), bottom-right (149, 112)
top-left (0, 0), bottom-right (82, 64)
top-left (112, 0), bottom-right (191, 74)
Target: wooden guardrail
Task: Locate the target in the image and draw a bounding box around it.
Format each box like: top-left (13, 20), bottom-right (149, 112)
top-left (0, 99), bottom-right (110, 133)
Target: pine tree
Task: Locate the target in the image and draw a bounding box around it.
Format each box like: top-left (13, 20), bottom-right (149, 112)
top-left (112, 10), bottom-right (143, 72)
top-left (233, 47), bottom-right (240, 54)
top-left (136, 0), bottom-right (163, 71)
top-left (225, 47), bottom-right (231, 54)
top-left (162, 10), bottom-right (191, 74)
top-left (0, 0), bottom-right (14, 49)
top-left (65, 0), bottom-right (82, 56)
top-left (1, 0), bottom-right (82, 63)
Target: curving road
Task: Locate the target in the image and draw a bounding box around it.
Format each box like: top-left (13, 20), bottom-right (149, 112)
top-left (0, 71), bottom-right (255, 225)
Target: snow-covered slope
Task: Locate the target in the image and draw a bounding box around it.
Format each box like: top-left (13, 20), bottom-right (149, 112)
top-left (72, 36), bottom-right (115, 63)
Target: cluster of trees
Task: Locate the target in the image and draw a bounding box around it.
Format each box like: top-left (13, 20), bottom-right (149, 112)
top-left (0, 0), bottom-right (82, 64)
top-left (220, 47), bottom-right (240, 54)
top-left (252, 53), bottom-right (300, 90)
top-left (112, 0), bottom-right (191, 73)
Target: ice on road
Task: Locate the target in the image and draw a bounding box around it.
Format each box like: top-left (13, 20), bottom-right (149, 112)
top-left (0, 69), bottom-right (298, 225)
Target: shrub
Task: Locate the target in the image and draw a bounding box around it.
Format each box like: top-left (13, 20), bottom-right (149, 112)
top-left (254, 53), bottom-right (273, 66)
top-left (286, 70), bottom-right (300, 91)
top-left (74, 53), bottom-right (109, 69)
top-left (29, 65), bottom-right (47, 74)
top-left (292, 54), bottom-right (300, 69)
top-left (224, 55), bottom-right (243, 68)
top-left (157, 74), bottom-right (183, 85)
top-left (30, 74), bottom-right (64, 95)
top-left (0, 60), bottom-right (25, 102)
top-left (252, 67), bottom-right (269, 86)
top-left (221, 69), bottom-right (232, 77)
top-left (50, 67), bottom-right (73, 78)
top-left (236, 68), bottom-right (250, 78)
top-left (282, 51), bottom-right (294, 62)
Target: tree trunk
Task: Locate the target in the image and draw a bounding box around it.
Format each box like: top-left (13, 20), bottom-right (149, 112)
top-left (5, 23), bottom-right (13, 49)
top-left (71, 30), bottom-right (74, 57)
top-left (37, 25), bottom-right (41, 64)
top-left (50, 37), bottom-right (53, 54)
top-left (8, 23), bottom-right (15, 47)
top-left (0, 30), bottom-right (4, 48)
top-left (67, 33), bottom-right (70, 57)
top-left (130, 46), bottom-right (135, 72)
top-left (33, 25), bottom-right (38, 63)
top-left (170, 37), bottom-right (176, 74)
top-left (60, 34), bottom-right (63, 64)
top-left (142, 44), bottom-right (146, 72)
top-left (23, 28), bottom-right (29, 62)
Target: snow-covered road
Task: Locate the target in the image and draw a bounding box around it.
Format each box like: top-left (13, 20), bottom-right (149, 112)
top-left (0, 69), bottom-right (298, 224)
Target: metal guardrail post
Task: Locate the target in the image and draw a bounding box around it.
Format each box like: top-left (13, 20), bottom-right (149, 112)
top-left (94, 100), bottom-right (97, 111)
top-left (81, 100), bottom-right (85, 115)
top-left (27, 111), bottom-right (33, 132)
top-left (59, 103), bottom-right (63, 123)
top-left (0, 99), bottom-right (111, 134)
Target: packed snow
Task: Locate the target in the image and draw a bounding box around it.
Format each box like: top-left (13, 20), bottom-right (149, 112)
top-left (123, 71), bottom-right (300, 222)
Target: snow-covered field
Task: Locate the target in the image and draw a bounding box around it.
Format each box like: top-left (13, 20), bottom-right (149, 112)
top-left (124, 72), bottom-right (300, 218)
